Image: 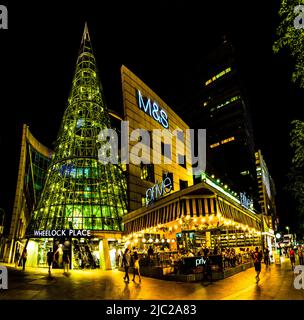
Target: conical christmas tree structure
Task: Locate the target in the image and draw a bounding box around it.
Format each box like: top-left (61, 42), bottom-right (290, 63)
top-left (27, 24), bottom-right (127, 234)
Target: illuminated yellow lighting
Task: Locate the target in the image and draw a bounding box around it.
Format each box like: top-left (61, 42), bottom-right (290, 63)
top-left (193, 218), bottom-right (197, 223)
top-left (221, 136), bottom-right (235, 145)
top-left (142, 238), bottom-right (146, 243)
top-left (166, 239), bottom-right (170, 243)
top-left (171, 239), bottom-right (175, 243)
top-left (134, 239), bottom-right (138, 243)
top-left (210, 142), bottom-right (220, 149)
top-left (174, 225), bottom-right (178, 230)
top-left (205, 67), bottom-right (232, 86)
top-left (161, 239), bottom-right (165, 243)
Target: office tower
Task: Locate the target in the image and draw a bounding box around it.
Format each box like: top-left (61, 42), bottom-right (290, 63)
top-left (197, 38), bottom-right (259, 209)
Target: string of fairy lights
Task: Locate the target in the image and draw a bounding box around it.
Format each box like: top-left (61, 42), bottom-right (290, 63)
top-left (122, 213), bottom-right (262, 248)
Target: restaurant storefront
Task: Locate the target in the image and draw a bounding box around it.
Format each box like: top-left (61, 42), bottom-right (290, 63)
top-left (122, 174), bottom-right (262, 281)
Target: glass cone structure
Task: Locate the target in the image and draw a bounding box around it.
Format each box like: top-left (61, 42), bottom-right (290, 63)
top-left (27, 23), bottom-right (128, 235)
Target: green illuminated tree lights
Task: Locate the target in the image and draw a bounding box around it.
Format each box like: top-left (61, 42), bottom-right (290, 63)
top-left (27, 23), bottom-right (127, 233)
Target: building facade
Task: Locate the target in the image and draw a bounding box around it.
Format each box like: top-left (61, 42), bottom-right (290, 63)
top-left (5, 27), bottom-right (265, 278)
top-left (1, 124), bottom-right (52, 264)
top-left (195, 39), bottom-right (259, 210)
top-left (255, 150), bottom-right (277, 252)
top-left (121, 65), bottom-right (194, 212)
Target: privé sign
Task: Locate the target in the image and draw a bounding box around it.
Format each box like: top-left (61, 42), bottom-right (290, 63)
top-left (146, 175), bottom-right (172, 206)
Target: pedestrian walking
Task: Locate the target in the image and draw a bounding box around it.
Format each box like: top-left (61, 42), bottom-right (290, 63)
top-left (22, 248), bottom-right (27, 271)
top-left (264, 248), bottom-right (270, 268)
top-left (289, 247), bottom-right (296, 270)
top-left (63, 251), bottom-right (70, 274)
top-left (252, 247), bottom-right (262, 283)
top-left (203, 255), bottom-right (212, 283)
top-left (14, 250), bottom-right (20, 268)
top-left (132, 247), bottom-right (141, 283)
top-left (122, 248), bottom-right (131, 283)
top-left (298, 246), bottom-right (304, 265)
top-left (147, 246), bottom-right (154, 265)
top-left (47, 249), bottom-right (54, 275)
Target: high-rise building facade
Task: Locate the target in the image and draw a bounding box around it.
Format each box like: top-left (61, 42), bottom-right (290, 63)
top-left (255, 150), bottom-right (277, 250)
top-left (195, 39), bottom-right (259, 210)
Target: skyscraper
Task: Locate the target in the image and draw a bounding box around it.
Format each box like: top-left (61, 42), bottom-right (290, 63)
top-left (25, 24), bottom-right (128, 269)
top-left (196, 38), bottom-right (259, 210)
top-left (255, 150), bottom-right (277, 250)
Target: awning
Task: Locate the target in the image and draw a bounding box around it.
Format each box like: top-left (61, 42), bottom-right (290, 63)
top-left (217, 197), bottom-right (261, 230)
top-left (124, 196), bottom-right (218, 234)
top-left (123, 181), bottom-right (262, 235)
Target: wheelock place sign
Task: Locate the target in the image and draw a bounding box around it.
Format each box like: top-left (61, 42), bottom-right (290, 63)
top-left (30, 229), bottom-right (92, 238)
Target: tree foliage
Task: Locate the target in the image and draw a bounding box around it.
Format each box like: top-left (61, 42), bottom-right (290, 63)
top-left (287, 120), bottom-right (304, 231)
top-left (290, 120), bottom-right (304, 168)
top-left (273, 0), bottom-right (304, 88)
top-left (274, 2), bottom-right (304, 234)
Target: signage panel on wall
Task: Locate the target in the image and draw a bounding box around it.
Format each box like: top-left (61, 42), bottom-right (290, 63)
top-left (30, 229), bottom-right (92, 238)
top-left (146, 176), bottom-right (172, 206)
top-left (137, 90), bottom-right (169, 129)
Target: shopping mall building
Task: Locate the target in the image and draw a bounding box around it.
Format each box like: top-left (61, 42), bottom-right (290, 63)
top-left (1, 24), bottom-right (266, 279)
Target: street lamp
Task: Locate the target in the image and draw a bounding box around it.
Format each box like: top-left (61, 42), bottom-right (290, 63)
top-left (286, 226), bottom-right (290, 233)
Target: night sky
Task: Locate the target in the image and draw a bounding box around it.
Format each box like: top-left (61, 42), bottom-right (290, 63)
top-left (0, 1), bottom-right (303, 232)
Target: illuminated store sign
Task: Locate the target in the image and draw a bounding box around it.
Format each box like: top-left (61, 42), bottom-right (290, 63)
top-left (137, 90), bottom-right (169, 129)
top-left (195, 257), bottom-right (206, 267)
top-left (146, 176), bottom-right (172, 206)
top-left (240, 192), bottom-right (253, 209)
top-left (32, 229), bottom-right (91, 238)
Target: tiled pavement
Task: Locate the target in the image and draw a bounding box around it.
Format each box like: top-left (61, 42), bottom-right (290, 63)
top-left (0, 258), bottom-right (303, 300)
